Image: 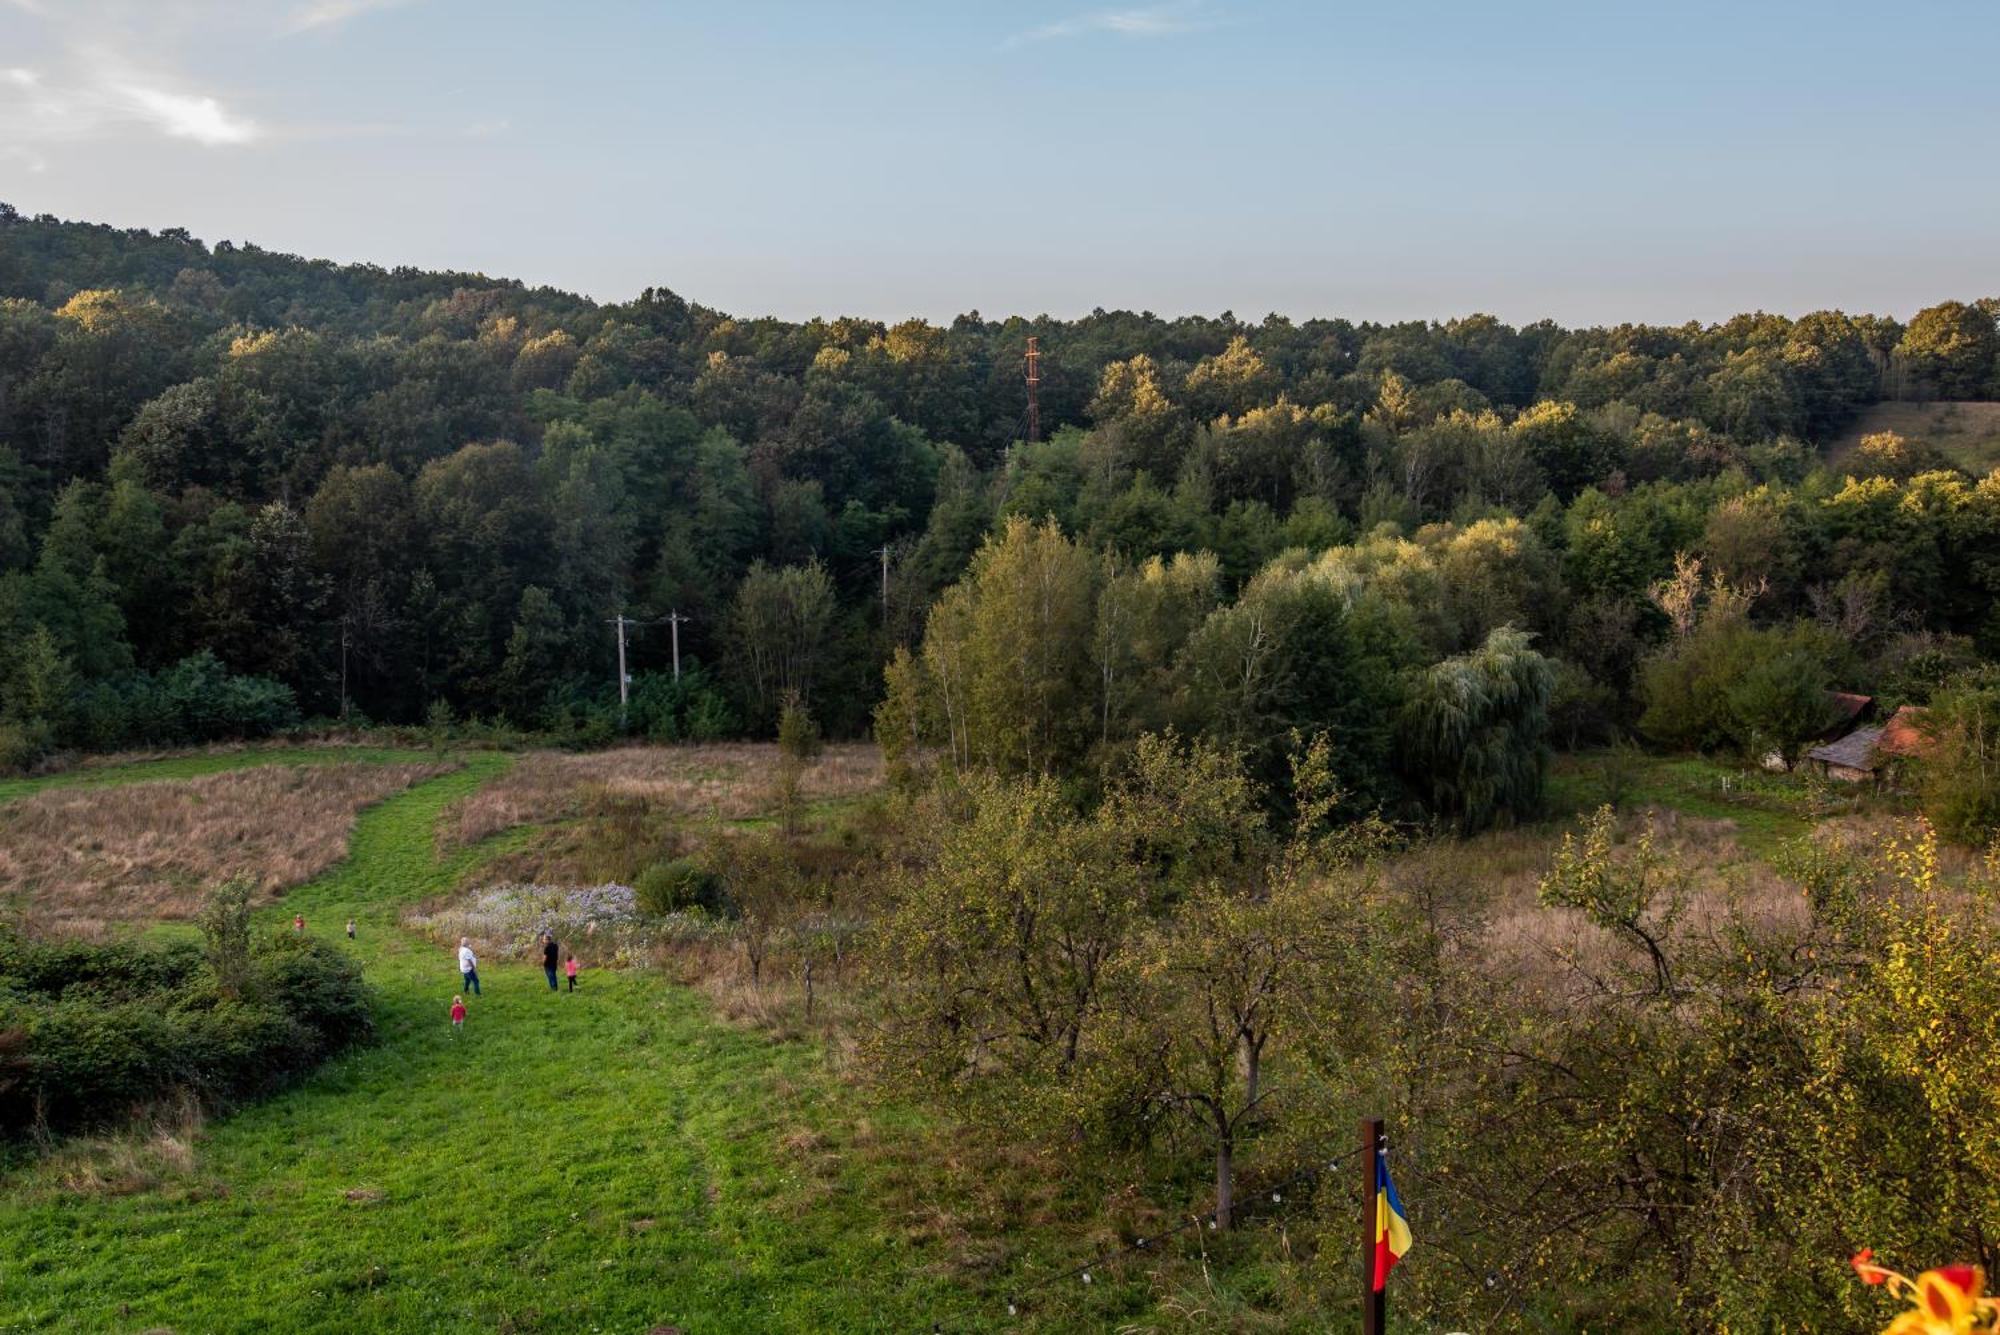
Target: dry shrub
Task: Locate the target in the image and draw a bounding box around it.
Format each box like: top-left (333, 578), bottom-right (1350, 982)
top-left (0, 762), bottom-right (451, 933)
top-left (30, 1096), bottom-right (215, 1200)
top-left (438, 742), bottom-right (882, 850)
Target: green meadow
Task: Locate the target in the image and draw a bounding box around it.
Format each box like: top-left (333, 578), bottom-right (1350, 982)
top-left (0, 754), bottom-right (1024, 1334)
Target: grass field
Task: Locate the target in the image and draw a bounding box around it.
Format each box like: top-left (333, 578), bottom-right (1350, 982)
top-left (6, 741), bottom-right (1862, 1333)
top-left (0, 748), bottom-right (1225, 1335)
top-left (0, 760), bottom-right (452, 934)
top-left (1828, 399), bottom-right (2000, 474)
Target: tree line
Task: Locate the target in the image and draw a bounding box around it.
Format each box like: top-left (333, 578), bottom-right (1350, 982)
top-left (2, 203), bottom-right (1998, 779)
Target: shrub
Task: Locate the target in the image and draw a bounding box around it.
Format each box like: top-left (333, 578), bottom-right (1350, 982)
top-left (0, 718), bottom-right (53, 775)
top-left (1919, 676), bottom-right (2000, 845)
top-left (635, 858), bottom-right (729, 918)
top-left (0, 922), bottom-right (372, 1137)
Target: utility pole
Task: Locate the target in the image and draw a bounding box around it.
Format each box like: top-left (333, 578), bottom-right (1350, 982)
top-left (338, 616), bottom-right (350, 722)
top-left (875, 545), bottom-right (891, 619)
top-left (607, 614), bottom-right (631, 725)
top-left (1024, 335), bottom-right (1042, 443)
top-left (665, 609), bottom-right (690, 682)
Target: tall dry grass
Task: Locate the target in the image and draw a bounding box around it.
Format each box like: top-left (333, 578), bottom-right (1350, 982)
top-left (438, 742), bottom-right (883, 849)
top-left (0, 762), bottom-right (451, 934)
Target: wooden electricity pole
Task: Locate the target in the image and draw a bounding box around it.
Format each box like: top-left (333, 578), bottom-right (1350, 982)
top-left (876, 545), bottom-right (891, 618)
top-left (1361, 1116), bottom-right (1386, 1335)
top-left (666, 609), bottom-right (690, 682)
top-left (607, 614), bottom-right (632, 725)
top-left (1024, 335), bottom-right (1041, 443)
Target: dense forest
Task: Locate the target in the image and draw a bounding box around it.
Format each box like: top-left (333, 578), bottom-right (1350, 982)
top-left (2, 203), bottom-right (1999, 802)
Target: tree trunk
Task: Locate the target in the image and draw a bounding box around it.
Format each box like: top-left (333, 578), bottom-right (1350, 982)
top-left (1240, 1033), bottom-right (1263, 1109)
top-left (1214, 1128), bottom-right (1235, 1231)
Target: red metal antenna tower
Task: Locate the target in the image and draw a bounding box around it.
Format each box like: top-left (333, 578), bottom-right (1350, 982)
top-left (1024, 335), bottom-right (1042, 443)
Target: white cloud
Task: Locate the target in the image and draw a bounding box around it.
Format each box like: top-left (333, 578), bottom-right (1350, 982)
top-left (114, 82), bottom-right (259, 144)
top-left (286, 0), bottom-right (412, 33)
top-left (0, 55), bottom-right (261, 148)
top-left (1007, 2), bottom-right (1217, 47)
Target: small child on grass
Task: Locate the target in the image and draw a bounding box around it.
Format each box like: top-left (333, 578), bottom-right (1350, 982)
top-left (565, 955), bottom-right (579, 991)
top-left (450, 995), bottom-right (467, 1035)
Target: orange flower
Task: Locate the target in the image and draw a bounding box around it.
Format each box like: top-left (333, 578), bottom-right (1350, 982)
top-left (1851, 1253), bottom-right (2000, 1335)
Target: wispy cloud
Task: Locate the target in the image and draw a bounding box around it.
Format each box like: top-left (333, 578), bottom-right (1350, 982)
top-left (0, 51), bottom-right (261, 147)
top-left (285, 0), bottom-right (415, 35)
top-left (1006, 2), bottom-right (1218, 48)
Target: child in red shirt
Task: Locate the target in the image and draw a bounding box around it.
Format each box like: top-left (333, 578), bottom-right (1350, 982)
top-left (565, 955), bottom-right (579, 991)
top-left (450, 995), bottom-right (467, 1035)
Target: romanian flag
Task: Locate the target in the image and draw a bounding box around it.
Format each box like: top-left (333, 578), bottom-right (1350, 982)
top-left (1372, 1150), bottom-right (1413, 1292)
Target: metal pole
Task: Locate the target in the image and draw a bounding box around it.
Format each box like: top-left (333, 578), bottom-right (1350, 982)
top-left (1361, 1116), bottom-right (1385, 1335)
top-left (877, 545), bottom-right (890, 618)
top-left (668, 610), bottom-right (684, 682)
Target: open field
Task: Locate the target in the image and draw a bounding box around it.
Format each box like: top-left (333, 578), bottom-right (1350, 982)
top-left (436, 741), bottom-right (883, 848)
top-left (1828, 399), bottom-right (2000, 473)
top-left (0, 747), bottom-right (1244, 1333)
top-left (0, 760), bottom-right (453, 935)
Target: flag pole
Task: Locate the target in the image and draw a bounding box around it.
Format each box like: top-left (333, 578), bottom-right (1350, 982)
top-left (1361, 1115), bottom-right (1385, 1335)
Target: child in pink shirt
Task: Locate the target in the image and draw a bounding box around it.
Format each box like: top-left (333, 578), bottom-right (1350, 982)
top-left (565, 955), bottom-right (579, 991)
top-left (450, 995), bottom-right (467, 1034)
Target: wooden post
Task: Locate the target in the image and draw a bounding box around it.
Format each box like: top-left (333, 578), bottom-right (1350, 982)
top-left (1361, 1116), bottom-right (1385, 1335)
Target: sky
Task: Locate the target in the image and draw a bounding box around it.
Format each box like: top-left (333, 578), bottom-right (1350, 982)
top-left (1, 0), bottom-right (1996, 327)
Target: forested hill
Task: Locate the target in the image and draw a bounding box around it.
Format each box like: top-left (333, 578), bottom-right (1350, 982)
top-left (1, 202), bottom-right (1998, 765)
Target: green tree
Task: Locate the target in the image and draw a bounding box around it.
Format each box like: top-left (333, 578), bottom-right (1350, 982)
top-left (495, 585), bottom-right (568, 726)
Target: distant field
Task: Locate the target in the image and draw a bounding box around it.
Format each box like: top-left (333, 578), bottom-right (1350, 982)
top-left (1828, 399), bottom-right (2000, 473)
top-left (0, 760), bottom-right (452, 934)
top-left (437, 740), bottom-right (882, 849)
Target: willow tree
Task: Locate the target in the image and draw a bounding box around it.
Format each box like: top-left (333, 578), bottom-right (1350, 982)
top-left (1398, 625), bottom-right (1554, 833)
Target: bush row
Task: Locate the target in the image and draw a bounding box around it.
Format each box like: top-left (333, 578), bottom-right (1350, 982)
top-left (0, 928), bottom-right (372, 1135)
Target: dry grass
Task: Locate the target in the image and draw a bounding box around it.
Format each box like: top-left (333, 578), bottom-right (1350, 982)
top-left (19, 1096), bottom-right (223, 1202)
top-left (1393, 806), bottom-right (1810, 995)
top-left (438, 742), bottom-right (883, 849)
top-left (0, 761), bottom-right (452, 934)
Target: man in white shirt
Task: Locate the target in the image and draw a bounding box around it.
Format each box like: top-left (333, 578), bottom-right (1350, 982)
top-left (458, 938), bottom-right (481, 996)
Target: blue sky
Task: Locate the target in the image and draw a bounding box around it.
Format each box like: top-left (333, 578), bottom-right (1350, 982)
top-left (2, 1), bottom-right (1995, 325)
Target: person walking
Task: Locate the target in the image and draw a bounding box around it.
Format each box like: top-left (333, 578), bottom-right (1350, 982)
top-left (565, 954), bottom-right (579, 992)
top-left (458, 937), bottom-right (481, 996)
top-left (450, 995), bottom-right (467, 1036)
top-left (541, 933), bottom-right (560, 991)
top-left (293, 914), bottom-right (305, 933)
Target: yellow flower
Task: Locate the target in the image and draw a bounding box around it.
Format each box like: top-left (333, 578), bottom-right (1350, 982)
top-left (1884, 1266), bottom-right (1989, 1335)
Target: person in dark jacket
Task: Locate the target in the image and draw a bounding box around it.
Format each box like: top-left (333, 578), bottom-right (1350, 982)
top-left (541, 933), bottom-right (560, 991)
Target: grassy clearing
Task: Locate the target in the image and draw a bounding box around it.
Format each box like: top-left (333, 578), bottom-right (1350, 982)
top-left (0, 750), bottom-right (1244, 1334)
top-left (1828, 399), bottom-right (2000, 474)
top-left (437, 742), bottom-right (882, 850)
top-left (0, 762), bottom-right (453, 935)
top-left (1545, 749), bottom-right (1892, 860)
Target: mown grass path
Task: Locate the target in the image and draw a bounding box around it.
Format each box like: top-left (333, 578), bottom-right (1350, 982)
top-left (0, 755), bottom-right (988, 1333)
